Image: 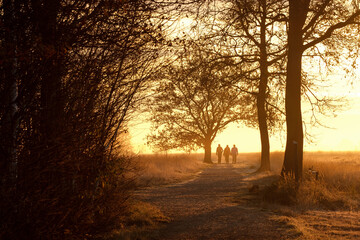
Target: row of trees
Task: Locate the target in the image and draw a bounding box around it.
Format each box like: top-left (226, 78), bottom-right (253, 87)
top-left (148, 0), bottom-right (360, 178)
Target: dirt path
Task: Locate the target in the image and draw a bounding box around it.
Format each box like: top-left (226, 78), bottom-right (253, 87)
top-left (135, 164), bottom-right (297, 240)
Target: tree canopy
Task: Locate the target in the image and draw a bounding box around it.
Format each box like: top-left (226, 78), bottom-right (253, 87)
top-left (148, 42), bottom-right (254, 162)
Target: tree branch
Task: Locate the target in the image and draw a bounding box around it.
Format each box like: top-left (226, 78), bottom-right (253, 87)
top-left (303, 10), bottom-right (360, 50)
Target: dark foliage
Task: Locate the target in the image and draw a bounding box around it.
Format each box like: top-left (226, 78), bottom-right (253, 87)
top-left (0, 0), bottom-right (162, 239)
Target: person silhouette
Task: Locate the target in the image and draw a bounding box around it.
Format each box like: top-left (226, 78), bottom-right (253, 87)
top-left (216, 144), bottom-right (223, 164)
top-left (223, 145), bottom-right (230, 164)
top-left (231, 144), bottom-right (238, 164)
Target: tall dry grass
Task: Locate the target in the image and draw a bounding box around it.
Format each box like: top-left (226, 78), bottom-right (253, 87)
top-left (263, 151), bottom-right (360, 210)
top-left (109, 153), bottom-right (206, 239)
top-left (132, 153), bottom-right (206, 187)
top-left (266, 152), bottom-right (360, 240)
top-left (300, 152), bottom-right (360, 210)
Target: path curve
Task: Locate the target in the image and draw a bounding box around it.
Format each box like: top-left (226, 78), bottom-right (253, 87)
top-left (136, 164), bottom-right (296, 240)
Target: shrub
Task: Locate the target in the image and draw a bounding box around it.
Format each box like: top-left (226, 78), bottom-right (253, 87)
top-left (262, 174), bottom-right (298, 206)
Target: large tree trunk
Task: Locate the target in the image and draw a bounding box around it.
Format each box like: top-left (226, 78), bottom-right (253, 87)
top-left (257, 0), bottom-right (270, 172)
top-left (1, 0), bottom-right (19, 186)
top-left (37, 0), bottom-right (63, 144)
top-left (203, 138), bottom-right (213, 163)
top-left (257, 76), bottom-right (270, 171)
top-left (33, 0), bottom-right (64, 188)
top-left (281, 0), bottom-right (309, 180)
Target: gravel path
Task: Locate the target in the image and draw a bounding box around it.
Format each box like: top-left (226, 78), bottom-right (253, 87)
top-left (136, 164), bottom-right (296, 240)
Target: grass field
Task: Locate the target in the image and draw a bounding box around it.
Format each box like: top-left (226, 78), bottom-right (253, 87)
top-left (132, 153), bottom-right (206, 187)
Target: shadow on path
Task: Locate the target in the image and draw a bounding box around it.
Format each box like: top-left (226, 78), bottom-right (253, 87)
top-left (136, 164), bottom-right (296, 240)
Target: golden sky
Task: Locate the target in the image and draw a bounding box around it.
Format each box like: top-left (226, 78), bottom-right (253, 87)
top-left (130, 101), bottom-right (360, 154)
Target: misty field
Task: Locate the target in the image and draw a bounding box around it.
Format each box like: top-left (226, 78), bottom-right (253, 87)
top-left (133, 151), bottom-right (360, 208)
top-left (116, 151), bottom-right (360, 239)
top-left (132, 153), bottom-right (205, 187)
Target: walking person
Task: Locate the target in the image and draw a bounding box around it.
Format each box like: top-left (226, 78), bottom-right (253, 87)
top-left (231, 144), bottom-right (238, 164)
top-left (216, 144), bottom-right (223, 164)
top-left (223, 145), bottom-right (230, 164)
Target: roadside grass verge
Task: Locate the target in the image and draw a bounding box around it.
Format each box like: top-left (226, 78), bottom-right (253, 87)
top-left (103, 200), bottom-right (170, 240)
top-left (132, 153), bottom-right (206, 187)
top-left (299, 153), bottom-right (360, 210)
top-left (262, 151), bottom-right (360, 211)
top-left (108, 153), bottom-right (206, 239)
top-left (261, 152), bottom-right (360, 239)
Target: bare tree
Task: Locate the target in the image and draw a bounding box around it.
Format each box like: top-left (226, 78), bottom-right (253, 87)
top-left (148, 41), bottom-right (254, 163)
top-left (282, 0), bottom-right (360, 180)
top-left (224, 0), bottom-right (288, 171)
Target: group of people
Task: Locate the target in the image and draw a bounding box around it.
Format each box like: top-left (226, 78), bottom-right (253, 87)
top-left (216, 144), bottom-right (238, 164)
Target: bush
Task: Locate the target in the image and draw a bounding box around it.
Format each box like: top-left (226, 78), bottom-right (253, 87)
top-left (262, 174), bottom-right (298, 206)
top-left (0, 152), bottom-right (135, 240)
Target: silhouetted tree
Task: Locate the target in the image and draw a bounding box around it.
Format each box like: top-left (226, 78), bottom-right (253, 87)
top-left (225, 0), bottom-right (288, 171)
top-left (282, 0), bottom-right (360, 180)
top-left (148, 42), bottom-right (254, 163)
